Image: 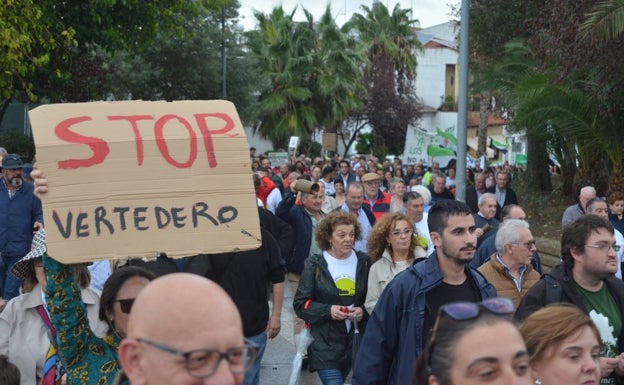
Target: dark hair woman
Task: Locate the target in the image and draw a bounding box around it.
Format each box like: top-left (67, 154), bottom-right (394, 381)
top-left (293, 210), bottom-right (371, 385)
top-left (43, 231), bottom-right (155, 384)
top-left (414, 297), bottom-right (532, 385)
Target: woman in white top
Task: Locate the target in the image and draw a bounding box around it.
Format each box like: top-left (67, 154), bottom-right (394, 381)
top-left (365, 212), bottom-right (427, 313)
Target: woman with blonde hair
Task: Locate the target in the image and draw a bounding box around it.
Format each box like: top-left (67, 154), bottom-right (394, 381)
top-left (388, 177), bottom-right (407, 213)
top-left (519, 304), bottom-right (602, 385)
top-left (365, 212), bottom-right (427, 313)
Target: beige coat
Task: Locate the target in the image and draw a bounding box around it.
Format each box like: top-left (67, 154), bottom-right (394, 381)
top-left (0, 284), bottom-right (108, 385)
top-left (365, 247), bottom-right (427, 313)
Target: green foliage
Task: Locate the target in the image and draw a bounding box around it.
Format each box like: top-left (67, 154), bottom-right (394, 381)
top-left (0, 0), bottom-right (75, 100)
top-left (345, 3), bottom-right (421, 157)
top-left (0, 131), bottom-right (36, 162)
top-left (1, 0), bottom-right (209, 102)
top-left (247, 5), bottom-right (366, 149)
top-left (105, 4), bottom-right (260, 124)
top-left (581, 0), bottom-right (624, 41)
top-left (355, 133), bottom-right (373, 155)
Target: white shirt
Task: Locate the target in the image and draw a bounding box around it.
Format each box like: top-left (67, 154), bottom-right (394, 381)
top-left (265, 188), bottom-right (282, 214)
top-left (616, 229), bottom-right (624, 279)
top-left (415, 213), bottom-right (434, 256)
top-left (323, 250), bottom-right (357, 331)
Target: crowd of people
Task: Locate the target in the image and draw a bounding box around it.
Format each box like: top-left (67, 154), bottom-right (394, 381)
top-left (0, 146), bottom-right (623, 385)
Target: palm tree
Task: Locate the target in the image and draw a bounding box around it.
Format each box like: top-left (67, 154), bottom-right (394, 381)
top-left (312, 7), bottom-right (367, 135)
top-left (247, 6), bottom-right (367, 151)
top-left (246, 7), bottom-right (317, 149)
top-left (581, 0), bottom-right (624, 41)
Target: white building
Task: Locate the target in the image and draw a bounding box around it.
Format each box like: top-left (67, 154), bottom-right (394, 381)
top-left (403, 21), bottom-right (527, 166)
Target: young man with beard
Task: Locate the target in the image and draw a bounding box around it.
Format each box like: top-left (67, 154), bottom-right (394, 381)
top-left (516, 215), bottom-right (624, 385)
top-left (352, 200), bottom-right (496, 385)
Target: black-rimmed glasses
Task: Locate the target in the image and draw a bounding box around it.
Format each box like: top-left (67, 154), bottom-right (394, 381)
top-left (137, 338), bottom-right (258, 378)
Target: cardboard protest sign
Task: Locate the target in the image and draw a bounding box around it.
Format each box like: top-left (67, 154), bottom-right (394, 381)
top-left (29, 100), bottom-right (261, 263)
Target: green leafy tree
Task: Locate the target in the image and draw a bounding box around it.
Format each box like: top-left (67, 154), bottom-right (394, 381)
top-left (345, 3), bottom-right (421, 157)
top-left (247, 6), bottom-right (366, 150)
top-left (0, 0), bottom-right (75, 100)
top-left (105, 3), bottom-right (260, 124)
top-left (0, 131), bottom-right (36, 162)
top-left (246, 7), bottom-right (317, 149)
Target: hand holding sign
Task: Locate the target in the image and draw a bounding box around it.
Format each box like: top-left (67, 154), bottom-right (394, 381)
top-left (29, 101), bottom-right (261, 263)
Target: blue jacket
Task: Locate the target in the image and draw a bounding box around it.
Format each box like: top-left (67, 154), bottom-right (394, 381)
top-left (0, 181), bottom-right (43, 257)
top-left (352, 253), bottom-right (496, 385)
top-left (276, 190), bottom-right (314, 274)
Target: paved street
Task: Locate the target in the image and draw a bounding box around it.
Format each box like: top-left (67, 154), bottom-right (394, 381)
top-left (260, 280), bottom-right (322, 385)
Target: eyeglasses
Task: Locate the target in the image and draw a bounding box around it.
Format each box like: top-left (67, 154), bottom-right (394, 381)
top-left (137, 338), bottom-right (258, 378)
top-left (116, 298), bottom-right (135, 314)
top-left (585, 243), bottom-right (621, 253)
top-left (438, 297), bottom-right (515, 321)
top-left (510, 240), bottom-right (537, 249)
top-left (390, 228), bottom-right (413, 238)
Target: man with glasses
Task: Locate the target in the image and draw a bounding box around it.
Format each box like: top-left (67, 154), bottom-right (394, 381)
top-left (477, 219), bottom-right (540, 306)
top-left (516, 215), bottom-right (624, 384)
top-left (586, 197), bottom-right (624, 279)
top-left (352, 200), bottom-right (496, 385)
top-left (471, 204), bottom-right (542, 273)
top-left (335, 182), bottom-right (375, 253)
top-left (117, 273), bottom-right (257, 385)
top-left (361, 173), bottom-right (391, 220)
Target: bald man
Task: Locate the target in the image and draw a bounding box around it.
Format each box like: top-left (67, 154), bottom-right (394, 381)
top-left (116, 273), bottom-right (256, 385)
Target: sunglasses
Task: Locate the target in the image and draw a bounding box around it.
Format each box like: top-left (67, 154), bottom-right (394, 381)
top-left (116, 298), bottom-right (135, 314)
top-left (438, 297), bottom-right (515, 321)
top-left (427, 297), bottom-right (516, 368)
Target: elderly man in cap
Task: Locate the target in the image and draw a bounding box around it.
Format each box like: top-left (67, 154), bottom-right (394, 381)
top-left (0, 154), bottom-right (43, 307)
top-left (361, 172), bottom-right (392, 220)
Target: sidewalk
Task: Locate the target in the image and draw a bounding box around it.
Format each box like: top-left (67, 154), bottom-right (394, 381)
top-left (260, 276), bottom-right (321, 385)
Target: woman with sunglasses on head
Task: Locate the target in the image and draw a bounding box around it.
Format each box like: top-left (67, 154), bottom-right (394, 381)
top-left (519, 304), bottom-right (602, 385)
top-left (365, 212), bottom-right (428, 313)
top-left (414, 297), bottom-right (533, 385)
top-left (43, 240), bottom-right (154, 385)
top-left (293, 210), bottom-right (371, 385)
top-left (0, 231), bottom-right (107, 385)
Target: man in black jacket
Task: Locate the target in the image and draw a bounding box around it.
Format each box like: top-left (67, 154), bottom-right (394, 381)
top-left (486, 171), bottom-right (518, 220)
top-left (516, 215), bottom-right (624, 384)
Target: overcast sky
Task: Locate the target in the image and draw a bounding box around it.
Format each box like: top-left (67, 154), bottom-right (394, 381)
top-left (237, 0), bottom-right (455, 30)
